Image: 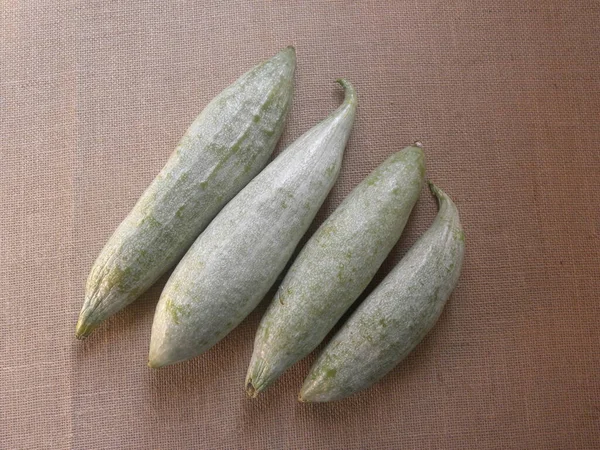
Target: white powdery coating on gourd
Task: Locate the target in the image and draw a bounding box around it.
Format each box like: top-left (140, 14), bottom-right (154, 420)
top-left (246, 146), bottom-right (426, 396)
top-left (148, 81), bottom-right (357, 367)
top-left (299, 184), bottom-right (465, 402)
top-left (77, 48), bottom-right (296, 338)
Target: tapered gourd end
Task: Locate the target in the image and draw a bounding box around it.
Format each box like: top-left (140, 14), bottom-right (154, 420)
top-left (147, 353), bottom-right (172, 369)
top-left (281, 45), bottom-right (296, 56)
top-left (405, 143), bottom-right (424, 158)
top-left (272, 45), bottom-right (296, 69)
top-left (298, 375), bottom-right (346, 403)
top-left (297, 384), bottom-right (318, 403)
top-left (245, 380), bottom-right (260, 399)
top-left (297, 377), bottom-right (326, 403)
top-left (298, 385), bottom-right (343, 403)
top-left (401, 144), bottom-right (426, 175)
top-left (244, 359), bottom-right (279, 398)
top-left (147, 345), bottom-right (170, 369)
top-left (75, 314), bottom-right (98, 340)
top-left (147, 359), bottom-right (165, 369)
top-left (147, 335), bottom-right (185, 369)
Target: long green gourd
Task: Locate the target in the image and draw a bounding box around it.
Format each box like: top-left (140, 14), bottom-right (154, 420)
top-left (148, 80), bottom-right (358, 368)
top-left (76, 47), bottom-right (296, 339)
top-left (245, 145), bottom-right (425, 397)
top-left (299, 183), bottom-right (465, 402)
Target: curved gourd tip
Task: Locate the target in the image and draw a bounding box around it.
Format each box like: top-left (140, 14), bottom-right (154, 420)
top-left (428, 182), bottom-right (454, 214)
top-left (336, 78), bottom-right (357, 106)
top-left (428, 182), bottom-right (464, 239)
top-left (428, 181), bottom-right (448, 203)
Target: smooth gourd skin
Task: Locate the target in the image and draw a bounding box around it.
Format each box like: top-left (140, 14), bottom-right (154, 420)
top-left (76, 47), bottom-right (296, 339)
top-left (148, 80), bottom-right (357, 368)
top-left (299, 183), bottom-right (465, 402)
top-left (246, 146), bottom-right (425, 397)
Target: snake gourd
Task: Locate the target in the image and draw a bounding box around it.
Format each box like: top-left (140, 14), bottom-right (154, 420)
top-left (148, 80), bottom-right (357, 368)
top-left (76, 47), bottom-right (296, 339)
top-left (299, 183), bottom-right (465, 402)
top-left (246, 145), bottom-right (425, 397)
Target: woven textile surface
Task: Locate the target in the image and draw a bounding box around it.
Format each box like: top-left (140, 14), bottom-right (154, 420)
top-left (1, 1), bottom-right (599, 448)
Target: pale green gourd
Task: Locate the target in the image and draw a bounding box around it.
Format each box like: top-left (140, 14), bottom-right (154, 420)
top-left (148, 80), bottom-right (358, 368)
top-left (299, 183), bottom-right (465, 402)
top-left (246, 145), bottom-right (425, 397)
top-left (76, 47), bottom-right (296, 339)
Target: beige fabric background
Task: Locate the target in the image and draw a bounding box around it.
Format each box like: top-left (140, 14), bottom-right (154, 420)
top-left (2, 1), bottom-right (599, 448)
